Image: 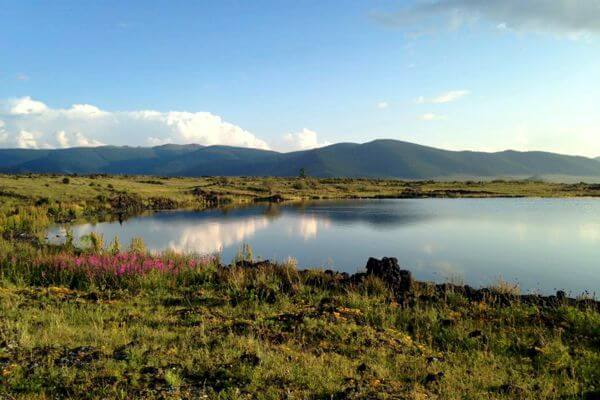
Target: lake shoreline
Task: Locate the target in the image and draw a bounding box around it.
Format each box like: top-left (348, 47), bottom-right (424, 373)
top-left (233, 257), bottom-right (600, 310)
top-left (44, 195), bottom-right (600, 296)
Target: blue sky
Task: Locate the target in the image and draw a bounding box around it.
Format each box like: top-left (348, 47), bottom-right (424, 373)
top-left (1, 0), bottom-right (600, 156)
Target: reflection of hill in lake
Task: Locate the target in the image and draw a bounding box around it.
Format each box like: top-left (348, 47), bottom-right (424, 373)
top-left (148, 200), bottom-right (433, 228)
top-left (282, 200), bottom-right (433, 228)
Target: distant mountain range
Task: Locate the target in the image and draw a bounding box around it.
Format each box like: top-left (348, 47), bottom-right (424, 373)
top-left (1, 140), bottom-right (600, 181)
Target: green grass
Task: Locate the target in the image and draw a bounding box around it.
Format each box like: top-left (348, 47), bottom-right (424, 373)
top-left (0, 174), bottom-right (599, 398)
top-left (0, 255), bottom-right (598, 399)
top-left (2, 174), bottom-right (600, 209)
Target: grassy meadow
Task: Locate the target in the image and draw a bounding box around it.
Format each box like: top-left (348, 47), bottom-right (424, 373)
top-left (0, 174), bottom-right (599, 399)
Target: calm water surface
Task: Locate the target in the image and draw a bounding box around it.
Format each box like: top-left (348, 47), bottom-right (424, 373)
top-left (48, 199), bottom-right (600, 295)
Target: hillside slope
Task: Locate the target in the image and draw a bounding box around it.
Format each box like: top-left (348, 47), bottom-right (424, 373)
top-left (1, 139), bottom-right (600, 180)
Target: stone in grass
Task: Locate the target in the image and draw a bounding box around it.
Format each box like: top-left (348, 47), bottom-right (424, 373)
top-left (112, 341), bottom-right (138, 361)
top-left (239, 352), bottom-right (261, 366)
top-left (112, 346), bottom-right (130, 361)
top-left (55, 346), bottom-right (102, 368)
top-left (494, 383), bottom-right (526, 396)
top-left (365, 257), bottom-right (412, 292)
top-left (356, 363), bottom-right (368, 374)
top-left (423, 372), bottom-right (444, 386)
top-left (468, 330), bottom-right (483, 338)
top-left (140, 366), bottom-right (160, 375)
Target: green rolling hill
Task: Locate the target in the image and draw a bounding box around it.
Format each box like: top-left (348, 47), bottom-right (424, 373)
top-left (1, 139), bottom-right (600, 181)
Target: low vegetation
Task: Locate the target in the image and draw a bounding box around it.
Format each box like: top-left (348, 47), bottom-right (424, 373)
top-left (0, 174), bottom-right (599, 398)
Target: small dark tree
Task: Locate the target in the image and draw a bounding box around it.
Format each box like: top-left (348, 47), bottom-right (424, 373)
top-left (62, 177), bottom-right (70, 184)
top-left (299, 168), bottom-right (306, 179)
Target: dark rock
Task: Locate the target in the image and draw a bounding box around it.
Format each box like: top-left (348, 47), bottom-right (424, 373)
top-left (191, 187), bottom-right (220, 207)
top-left (366, 257), bottom-right (399, 279)
top-left (92, 376), bottom-right (118, 386)
top-left (109, 193), bottom-right (144, 214)
top-left (468, 330), bottom-right (483, 338)
top-left (55, 346), bottom-right (101, 368)
top-left (399, 269), bottom-right (412, 292)
top-left (424, 372), bottom-right (444, 385)
top-left (140, 366), bottom-right (160, 375)
top-left (240, 352), bottom-right (261, 366)
top-left (365, 257), bottom-right (412, 293)
top-left (254, 194), bottom-right (284, 203)
top-left (494, 383), bottom-right (525, 396)
top-left (526, 346), bottom-right (543, 359)
top-left (112, 344), bottom-right (131, 361)
top-left (234, 260), bottom-right (272, 269)
top-left (84, 292), bottom-right (99, 302)
top-left (356, 363), bottom-right (368, 373)
top-left (230, 320), bottom-right (253, 334)
top-left (147, 197), bottom-right (178, 210)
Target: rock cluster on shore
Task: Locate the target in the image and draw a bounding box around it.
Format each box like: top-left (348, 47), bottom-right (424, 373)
top-left (233, 256), bottom-right (599, 311)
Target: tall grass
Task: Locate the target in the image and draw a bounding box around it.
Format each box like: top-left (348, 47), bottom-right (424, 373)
top-left (0, 206), bottom-right (50, 238)
top-left (0, 235), bottom-right (219, 290)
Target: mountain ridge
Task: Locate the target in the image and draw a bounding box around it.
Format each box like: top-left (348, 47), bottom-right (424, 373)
top-left (1, 139), bottom-right (599, 181)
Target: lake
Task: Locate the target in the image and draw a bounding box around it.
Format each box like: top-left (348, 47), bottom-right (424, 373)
top-left (48, 198), bottom-right (600, 295)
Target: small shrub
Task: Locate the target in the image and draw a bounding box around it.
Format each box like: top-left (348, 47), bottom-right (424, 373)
top-left (81, 232), bottom-right (104, 253)
top-left (108, 236), bottom-right (121, 254)
top-left (293, 181), bottom-right (307, 190)
top-left (164, 370), bottom-right (182, 388)
top-left (234, 243), bottom-right (254, 264)
top-left (35, 197), bottom-right (51, 206)
top-left (490, 278), bottom-right (520, 296)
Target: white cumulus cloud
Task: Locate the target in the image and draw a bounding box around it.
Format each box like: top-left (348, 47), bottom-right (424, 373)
top-left (55, 131), bottom-right (70, 148)
top-left (132, 110), bottom-right (269, 149)
top-left (74, 132), bottom-right (105, 147)
top-left (377, 101), bottom-right (389, 109)
top-left (0, 97), bottom-right (270, 150)
top-left (9, 97), bottom-right (48, 115)
top-left (279, 128), bottom-right (331, 152)
top-left (16, 130), bottom-right (42, 149)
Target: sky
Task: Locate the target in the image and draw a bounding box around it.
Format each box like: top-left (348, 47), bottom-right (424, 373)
top-left (1, 0), bottom-right (600, 156)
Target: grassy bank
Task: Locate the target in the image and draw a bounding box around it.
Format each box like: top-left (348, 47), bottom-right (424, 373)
top-left (0, 241), bottom-right (599, 399)
top-left (0, 174), bottom-right (599, 398)
top-left (3, 175), bottom-right (600, 208)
